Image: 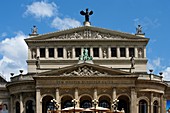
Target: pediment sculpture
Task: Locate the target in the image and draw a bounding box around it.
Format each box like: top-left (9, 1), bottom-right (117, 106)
top-left (47, 30), bottom-right (123, 40)
top-left (60, 66), bottom-right (108, 76)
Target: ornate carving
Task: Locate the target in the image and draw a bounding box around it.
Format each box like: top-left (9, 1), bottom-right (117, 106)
top-left (60, 66), bottom-right (108, 76)
top-left (46, 30), bottom-right (123, 40)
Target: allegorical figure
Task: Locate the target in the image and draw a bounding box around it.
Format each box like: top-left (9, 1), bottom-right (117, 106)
top-left (80, 8), bottom-right (93, 22)
top-left (36, 56), bottom-right (40, 69)
top-left (31, 25), bottom-right (38, 34)
top-left (136, 25), bottom-right (143, 34)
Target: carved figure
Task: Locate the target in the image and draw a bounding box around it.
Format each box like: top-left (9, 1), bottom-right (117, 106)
top-left (136, 25), bottom-right (143, 34)
top-left (31, 25), bottom-right (38, 34)
top-left (138, 48), bottom-right (143, 58)
top-left (103, 50), bottom-right (107, 58)
top-left (36, 56), bottom-right (40, 69)
top-left (130, 55), bottom-right (135, 68)
top-left (67, 50), bottom-right (71, 58)
top-left (80, 8), bottom-right (93, 22)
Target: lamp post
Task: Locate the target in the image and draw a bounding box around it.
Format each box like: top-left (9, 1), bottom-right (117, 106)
top-left (72, 99), bottom-right (77, 113)
top-left (92, 99), bottom-right (98, 113)
top-left (112, 99), bottom-right (119, 112)
top-left (51, 99), bottom-right (60, 113)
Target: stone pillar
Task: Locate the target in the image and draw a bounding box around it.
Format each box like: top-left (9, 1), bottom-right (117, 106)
top-left (131, 88), bottom-right (137, 113)
top-left (143, 46), bottom-right (146, 58)
top-left (160, 94), bottom-right (165, 113)
top-left (126, 47), bottom-right (129, 58)
top-left (75, 88), bottom-right (79, 107)
top-left (63, 47), bottom-right (67, 58)
top-left (81, 47), bottom-right (84, 56)
top-left (112, 88), bottom-right (116, 111)
top-left (28, 47), bottom-right (31, 59)
top-left (36, 47), bottom-right (40, 57)
top-left (99, 46), bottom-right (102, 58)
top-left (135, 47), bottom-right (138, 58)
top-left (90, 47), bottom-right (93, 57)
top-left (36, 89), bottom-right (42, 113)
top-left (72, 47), bottom-right (75, 58)
top-left (150, 93), bottom-right (153, 113)
top-left (10, 95), bottom-right (13, 113)
top-left (54, 47), bottom-right (57, 59)
top-left (56, 88), bottom-right (61, 110)
top-left (93, 88), bottom-right (98, 107)
top-left (20, 93), bottom-right (24, 113)
top-left (45, 47), bottom-right (48, 59)
top-left (108, 46), bottom-right (111, 58)
top-left (117, 47), bottom-right (120, 58)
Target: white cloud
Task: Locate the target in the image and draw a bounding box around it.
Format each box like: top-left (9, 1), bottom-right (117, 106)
top-left (24, 1), bottom-right (57, 18)
top-left (51, 17), bottom-right (81, 30)
top-left (163, 67), bottom-right (170, 81)
top-left (0, 32), bottom-right (28, 81)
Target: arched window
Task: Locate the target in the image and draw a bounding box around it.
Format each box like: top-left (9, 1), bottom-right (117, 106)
top-left (26, 100), bottom-right (34, 113)
top-left (153, 100), bottom-right (159, 113)
top-left (139, 100), bottom-right (148, 113)
top-left (99, 100), bottom-right (110, 108)
top-left (63, 100), bottom-right (72, 108)
top-left (16, 101), bottom-right (20, 113)
top-left (81, 100), bottom-right (92, 108)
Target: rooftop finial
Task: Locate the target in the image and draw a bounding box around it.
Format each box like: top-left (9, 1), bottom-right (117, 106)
top-left (80, 8), bottom-right (93, 26)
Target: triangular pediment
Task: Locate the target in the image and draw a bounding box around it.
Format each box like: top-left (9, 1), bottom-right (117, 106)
top-left (37, 63), bottom-right (133, 77)
top-left (25, 26), bottom-right (149, 42)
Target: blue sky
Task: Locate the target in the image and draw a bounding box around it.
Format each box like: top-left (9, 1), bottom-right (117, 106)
top-left (0, 0), bottom-right (170, 81)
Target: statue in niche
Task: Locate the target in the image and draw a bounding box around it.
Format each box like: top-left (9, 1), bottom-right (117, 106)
top-left (79, 48), bottom-right (93, 61)
top-left (138, 48), bottom-right (143, 58)
top-left (130, 55), bottom-right (135, 68)
top-left (67, 50), bottom-right (71, 58)
top-left (103, 49), bottom-right (107, 58)
top-left (31, 49), bottom-right (36, 59)
top-left (35, 56), bottom-right (40, 69)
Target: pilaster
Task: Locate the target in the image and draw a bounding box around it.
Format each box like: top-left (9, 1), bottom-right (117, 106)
top-left (72, 47), bottom-right (75, 58)
top-left (117, 47), bottom-right (120, 58)
top-left (63, 47), bottom-right (67, 59)
top-left (99, 46), bottom-right (102, 58)
top-left (150, 93), bottom-right (153, 113)
top-left (135, 47), bottom-right (138, 58)
top-left (36, 47), bottom-right (40, 57)
top-left (36, 89), bottom-right (42, 113)
top-left (45, 47), bottom-right (48, 59)
top-left (56, 88), bottom-right (61, 110)
top-left (75, 88), bottom-right (79, 107)
top-left (20, 93), bottom-right (24, 113)
top-left (143, 46), bottom-right (146, 58)
top-left (131, 88), bottom-right (137, 113)
top-left (126, 47), bottom-right (129, 58)
top-left (28, 47), bottom-right (31, 59)
top-left (108, 46), bottom-right (111, 58)
top-left (54, 47), bottom-right (57, 58)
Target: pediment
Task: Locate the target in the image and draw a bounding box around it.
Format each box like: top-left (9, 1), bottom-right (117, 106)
top-left (25, 26), bottom-right (149, 41)
top-left (38, 63), bottom-right (132, 77)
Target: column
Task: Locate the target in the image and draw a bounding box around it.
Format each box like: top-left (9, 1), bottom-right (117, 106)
top-left (93, 88), bottom-right (97, 99)
top-left (135, 47), bottom-right (138, 58)
top-left (117, 47), bottom-right (120, 58)
top-left (72, 47), bottom-right (75, 58)
top-left (54, 47), bottom-right (57, 59)
top-left (20, 93), bottom-right (24, 113)
top-left (81, 47), bottom-right (84, 56)
top-left (112, 88), bottom-right (116, 111)
top-left (126, 47), bottom-right (129, 58)
top-left (10, 95), bottom-right (13, 113)
top-left (36, 47), bottom-right (40, 57)
top-left (108, 46), bottom-right (111, 58)
top-left (45, 47), bottom-right (48, 59)
top-left (36, 89), bottom-right (42, 113)
top-left (63, 47), bottom-right (67, 59)
top-left (75, 88), bottom-right (79, 107)
top-left (28, 47), bottom-right (31, 59)
top-left (131, 88), bottom-right (137, 113)
top-left (56, 88), bottom-right (61, 110)
top-left (99, 46), bottom-right (102, 58)
top-left (143, 46), bottom-right (146, 58)
top-left (150, 93), bottom-right (153, 113)
top-left (90, 47), bottom-right (93, 57)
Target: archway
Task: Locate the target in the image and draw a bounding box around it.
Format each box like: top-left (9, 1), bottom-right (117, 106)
top-left (153, 100), bottom-right (159, 113)
top-left (16, 101), bottom-right (20, 113)
top-left (139, 99), bottom-right (148, 113)
top-left (80, 96), bottom-right (92, 108)
top-left (99, 96), bottom-right (111, 108)
top-left (61, 96), bottom-right (73, 109)
top-left (42, 95), bottom-right (53, 113)
top-left (118, 95), bottom-right (130, 113)
top-left (26, 100), bottom-right (34, 113)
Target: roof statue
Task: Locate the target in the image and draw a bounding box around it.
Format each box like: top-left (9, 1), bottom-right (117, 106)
top-left (29, 25), bottom-right (39, 36)
top-left (135, 25), bottom-right (145, 36)
top-left (80, 8), bottom-right (93, 26)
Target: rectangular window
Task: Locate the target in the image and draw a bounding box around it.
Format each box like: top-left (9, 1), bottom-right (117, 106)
top-left (58, 48), bottom-right (63, 57)
top-left (120, 48), bottom-right (126, 57)
top-left (40, 48), bottom-right (45, 58)
top-left (111, 47), bottom-right (117, 57)
top-left (129, 48), bottom-right (135, 57)
top-left (49, 48), bottom-right (54, 58)
top-left (93, 48), bottom-right (99, 57)
top-left (75, 48), bottom-right (81, 57)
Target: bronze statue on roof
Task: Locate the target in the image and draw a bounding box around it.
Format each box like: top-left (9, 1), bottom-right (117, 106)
top-left (80, 8), bottom-right (93, 22)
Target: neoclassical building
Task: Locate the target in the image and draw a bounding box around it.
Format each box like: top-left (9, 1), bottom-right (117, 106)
top-left (0, 10), bottom-right (170, 113)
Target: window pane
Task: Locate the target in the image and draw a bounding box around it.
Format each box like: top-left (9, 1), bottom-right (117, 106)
top-left (40, 48), bottom-right (45, 58)
top-left (111, 47), bottom-right (117, 57)
top-left (120, 48), bottom-right (126, 57)
top-left (58, 48), bottom-right (63, 57)
top-left (129, 48), bottom-right (134, 57)
top-left (93, 48), bottom-right (99, 57)
top-left (49, 48), bottom-right (54, 58)
top-left (75, 48), bottom-right (81, 57)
